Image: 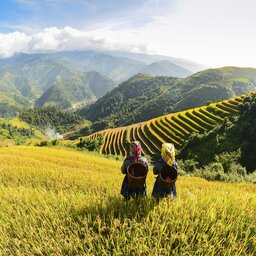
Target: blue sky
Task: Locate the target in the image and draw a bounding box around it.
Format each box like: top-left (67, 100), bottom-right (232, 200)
top-left (0, 0), bottom-right (173, 32)
top-left (1, 0), bottom-right (256, 68)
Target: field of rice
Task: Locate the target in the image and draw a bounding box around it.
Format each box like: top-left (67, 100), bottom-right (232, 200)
top-left (88, 93), bottom-right (256, 158)
top-left (0, 146), bottom-right (255, 255)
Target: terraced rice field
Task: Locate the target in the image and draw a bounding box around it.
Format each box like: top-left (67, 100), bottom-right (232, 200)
top-left (88, 92), bottom-right (256, 157)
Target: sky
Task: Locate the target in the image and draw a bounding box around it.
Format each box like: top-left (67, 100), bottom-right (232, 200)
top-left (0, 0), bottom-right (256, 68)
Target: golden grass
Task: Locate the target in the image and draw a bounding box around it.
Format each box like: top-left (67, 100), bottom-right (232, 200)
top-left (0, 146), bottom-right (255, 255)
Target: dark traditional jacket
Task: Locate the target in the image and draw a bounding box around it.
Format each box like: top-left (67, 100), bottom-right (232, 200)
top-left (120, 155), bottom-right (149, 200)
top-left (152, 158), bottom-right (178, 198)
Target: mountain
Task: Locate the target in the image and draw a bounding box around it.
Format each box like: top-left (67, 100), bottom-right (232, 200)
top-left (0, 50), bottom-right (204, 86)
top-left (78, 73), bottom-right (179, 124)
top-left (78, 67), bottom-right (256, 132)
top-left (35, 75), bottom-right (95, 109)
top-left (51, 50), bottom-right (202, 81)
top-left (0, 50), bottom-right (204, 114)
top-left (0, 53), bottom-right (77, 91)
top-left (140, 60), bottom-right (192, 77)
top-left (85, 71), bottom-right (116, 98)
top-left (0, 70), bottom-right (41, 116)
top-left (173, 66), bottom-right (256, 110)
top-left (100, 50), bottom-right (208, 72)
top-left (51, 51), bottom-right (146, 82)
top-left (35, 71), bottom-right (115, 109)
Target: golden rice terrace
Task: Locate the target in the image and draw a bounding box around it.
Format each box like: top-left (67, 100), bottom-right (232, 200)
top-left (88, 92), bottom-right (256, 157)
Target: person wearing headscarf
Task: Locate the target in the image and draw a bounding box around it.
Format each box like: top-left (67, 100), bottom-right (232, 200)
top-left (120, 141), bottom-right (149, 200)
top-left (152, 143), bottom-right (178, 199)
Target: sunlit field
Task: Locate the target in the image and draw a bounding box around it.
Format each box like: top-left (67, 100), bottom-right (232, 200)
top-left (0, 147), bottom-right (255, 255)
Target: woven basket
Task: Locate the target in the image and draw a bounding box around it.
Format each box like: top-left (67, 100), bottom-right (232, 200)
top-left (159, 165), bottom-right (178, 189)
top-left (127, 163), bottom-right (148, 188)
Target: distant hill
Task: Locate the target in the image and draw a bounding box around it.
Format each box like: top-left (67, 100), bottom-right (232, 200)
top-left (78, 74), bottom-right (179, 127)
top-left (0, 53), bottom-right (77, 91)
top-left (50, 50), bottom-right (201, 81)
top-left (84, 71), bottom-right (116, 98)
top-left (173, 67), bottom-right (256, 110)
top-left (140, 60), bottom-right (192, 77)
top-left (0, 70), bottom-right (41, 116)
top-left (0, 51), bottom-right (199, 86)
top-left (0, 50), bottom-right (204, 114)
top-left (51, 51), bottom-right (146, 82)
top-left (101, 50), bottom-right (207, 72)
top-left (35, 75), bottom-right (95, 109)
top-left (35, 71), bottom-right (115, 109)
top-left (78, 67), bottom-right (256, 132)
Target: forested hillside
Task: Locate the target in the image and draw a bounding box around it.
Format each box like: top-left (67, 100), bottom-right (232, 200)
top-left (35, 72), bottom-right (115, 109)
top-left (0, 53), bottom-right (117, 113)
top-left (178, 93), bottom-right (256, 172)
top-left (19, 106), bottom-right (84, 133)
top-left (0, 117), bottom-right (42, 146)
top-left (79, 67), bottom-right (256, 133)
top-left (0, 50), bottom-right (201, 113)
top-left (0, 71), bottom-right (40, 107)
top-left (79, 74), bottom-right (179, 129)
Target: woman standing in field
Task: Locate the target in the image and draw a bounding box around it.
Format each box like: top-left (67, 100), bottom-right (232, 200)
top-left (152, 143), bottom-right (178, 199)
top-left (121, 141), bottom-right (149, 200)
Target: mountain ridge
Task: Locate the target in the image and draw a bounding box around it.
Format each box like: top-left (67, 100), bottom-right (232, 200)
top-left (78, 67), bottom-right (256, 133)
top-left (0, 50), bottom-right (205, 114)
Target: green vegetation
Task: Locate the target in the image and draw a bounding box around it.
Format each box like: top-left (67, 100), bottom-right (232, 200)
top-left (178, 93), bottom-right (256, 176)
top-left (0, 54), bottom-right (116, 111)
top-left (35, 75), bottom-right (96, 109)
top-left (79, 67), bottom-right (256, 134)
top-left (0, 103), bottom-right (21, 117)
top-left (0, 120), bottom-right (36, 145)
top-left (19, 106), bottom-right (84, 133)
top-left (35, 72), bottom-right (115, 109)
top-left (78, 74), bottom-right (179, 131)
top-left (76, 134), bottom-right (104, 152)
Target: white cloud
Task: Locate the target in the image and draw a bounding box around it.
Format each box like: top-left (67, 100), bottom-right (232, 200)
top-left (0, 31), bottom-right (30, 57)
top-left (0, 26), bottom-right (148, 58)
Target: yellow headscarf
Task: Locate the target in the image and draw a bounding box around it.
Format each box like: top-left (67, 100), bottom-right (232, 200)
top-left (161, 143), bottom-right (175, 166)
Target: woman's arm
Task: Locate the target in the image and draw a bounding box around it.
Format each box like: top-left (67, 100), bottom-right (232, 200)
top-left (121, 158), bottom-right (132, 174)
top-left (153, 159), bottom-right (164, 175)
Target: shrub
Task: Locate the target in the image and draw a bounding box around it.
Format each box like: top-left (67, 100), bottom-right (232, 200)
top-left (214, 151), bottom-right (240, 173)
top-left (177, 159), bottom-right (199, 173)
top-left (228, 163), bottom-right (246, 175)
top-left (77, 135), bottom-right (104, 152)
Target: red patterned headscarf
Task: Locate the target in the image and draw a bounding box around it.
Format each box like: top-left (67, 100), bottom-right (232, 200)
top-left (131, 141), bottom-right (142, 162)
